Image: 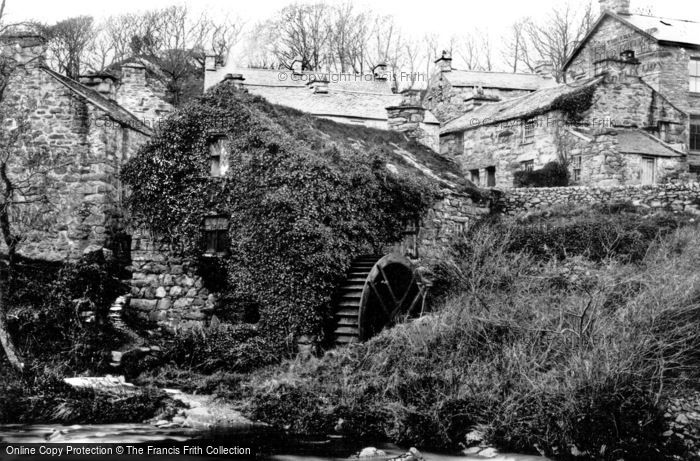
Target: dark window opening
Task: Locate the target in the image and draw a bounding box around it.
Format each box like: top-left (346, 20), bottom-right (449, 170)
top-left (572, 155), bottom-right (582, 182)
top-left (204, 216), bottom-right (230, 256)
top-left (486, 166), bottom-right (496, 187)
top-left (691, 116), bottom-right (700, 152)
top-left (523, 119), bottom-right (536, 140)
top-left (469, 169), bottom-right (480, 185)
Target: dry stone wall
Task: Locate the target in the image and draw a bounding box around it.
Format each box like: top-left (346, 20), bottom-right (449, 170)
top-left (497, 182), bottom-right (700, 214)
top-left (128, 228), bottom-right (215, 332)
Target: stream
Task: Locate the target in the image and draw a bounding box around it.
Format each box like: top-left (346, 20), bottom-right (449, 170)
top-left (0, 424), bottom-right (549, 461)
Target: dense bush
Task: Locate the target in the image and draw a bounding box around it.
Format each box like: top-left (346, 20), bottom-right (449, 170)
top-left (7, 254), bottom-right (124, 370)
top-left (239, 208), bottom-right (700, 459)
top-left (121, 84), bottom-right (437, 346)
top-left (162, 323), bottom-right (279, 374)
top-left (513, 161), bottom-right (569, 188)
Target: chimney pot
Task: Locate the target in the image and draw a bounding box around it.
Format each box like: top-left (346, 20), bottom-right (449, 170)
top-left (599, 0), bottom-right (630, 15)
top-left (435, 50), bottom-right (452, 73)
top-left (291, 56), bottom-right (303, 74)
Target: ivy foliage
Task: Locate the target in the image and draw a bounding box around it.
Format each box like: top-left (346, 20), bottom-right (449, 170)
top-left (122, 83), bottom-right (438, 343)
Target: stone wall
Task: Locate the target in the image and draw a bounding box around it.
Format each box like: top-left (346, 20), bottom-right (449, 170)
top-left (566, 14), bottom-right (700, 114)
top-left (116, 63), bottom-right (173, 130)
top-left (128, 228), bottom-right (215, 332)
top-left (497, 182), bottom-right (700, 214)
top-left (393, 191), bottom-right (491, 262)
top-left (0, 35), bottom-right (151, 260)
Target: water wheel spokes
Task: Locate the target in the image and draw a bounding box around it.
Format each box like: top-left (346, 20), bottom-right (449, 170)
top-left (332, 253), bottom-right (426, 346)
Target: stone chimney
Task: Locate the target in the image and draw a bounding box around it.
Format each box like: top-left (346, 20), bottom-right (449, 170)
top-left (599, 0), bottom-right (630, 15)
top-left (291, 56), bottom-right (303, 74)
top-left (306, 77), bottom-right (329, 94)
top-left (121, 62), bottom-right (147, 87)
top-left (386, 89), bottom-right (426, 134)
top-left (79, 72), bottom-right (118, 100)
top-left (534, 60), bottom-right (554, 78)
top-left (372, 62), bottom-right (389, 80)
top-left (203, 53), bottom-right (226, 90)
top-left (435, 50), bottom-right (452, 73)
top-left (223, 73), bottom-right (246, 90)
top-left (596, 50), bottom-right (640, 82)
top-left (0, 33), bottom-right (47, 67)
top-left (463, 88), bottom-right (500, 112)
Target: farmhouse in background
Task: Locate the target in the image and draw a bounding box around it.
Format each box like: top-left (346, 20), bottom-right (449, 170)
top-left (203, 58), bottom-right (441, 150)
top-left (424, 51), bottom-right (557, 123)
top-left (438, 0), bottom-right (700, 188)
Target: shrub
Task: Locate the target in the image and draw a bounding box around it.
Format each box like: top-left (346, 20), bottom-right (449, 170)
top-left (240, 215), bottom-right (699, 459)
top-left (513, 161), bottom-right (569, 188)
top-left (7, 255), bottom-right (125, 371)
top-left (162, 323), bottom-right (279, 374)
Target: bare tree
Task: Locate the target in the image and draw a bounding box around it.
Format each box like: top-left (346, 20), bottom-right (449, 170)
top-left (42, 16), bottom-right (96, 78)
top-left (502, 19), bottom-right (534, 73)
top-left (268, 3), bottom-right (330, 71)
top-left (522, 1), bottom-right (595, 81)
top-left (0, 27), bottom-right (64, 372)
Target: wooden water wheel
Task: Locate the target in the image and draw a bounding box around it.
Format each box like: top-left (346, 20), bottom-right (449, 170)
top-left (333, 253), bottom-right (428, 345)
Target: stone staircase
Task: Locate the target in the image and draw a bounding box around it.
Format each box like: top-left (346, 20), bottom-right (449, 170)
top-left (107, 295), bottom-right (161, 370)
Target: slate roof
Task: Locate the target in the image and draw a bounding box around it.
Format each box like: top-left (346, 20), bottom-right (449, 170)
top-left (445, 69), bottom-right (557, 91)
top-left (616, 130), bottom-right (684, 157)
top-left (441, 77), bottom-right (603, 134)
top-left (209, 67), bottom-right (440, 125)
top-left (42, 67), bottom-right (152, 136)
top-left (565, 12), bottom-right (700, 70)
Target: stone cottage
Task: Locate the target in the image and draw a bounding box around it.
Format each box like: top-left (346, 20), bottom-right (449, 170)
top-left (440, 56), bottom-right (688, 188)
top-left (438, 0), bottom-right (700, 188)
top-left (564, 0), bottom-right (700, 167)
top-left (0, 32), bottom-right (171, 261)
top-left (424, 51), bottom-right (557, 123)
top-left (204, 58), bottom-right (441, 150)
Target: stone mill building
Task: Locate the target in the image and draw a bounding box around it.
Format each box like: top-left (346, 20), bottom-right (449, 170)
top-left (0, 33), bottom-right (171, 261)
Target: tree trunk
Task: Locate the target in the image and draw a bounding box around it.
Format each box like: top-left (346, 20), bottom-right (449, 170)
top-left (0, 283), bottom-right (23, 372)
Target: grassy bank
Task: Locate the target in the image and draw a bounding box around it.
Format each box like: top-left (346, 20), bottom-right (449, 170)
top-left (236, 205), bottom-right (700, 460)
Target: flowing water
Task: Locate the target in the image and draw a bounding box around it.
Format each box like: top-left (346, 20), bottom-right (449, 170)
top-left (0, 424), bottom-right (549, 461)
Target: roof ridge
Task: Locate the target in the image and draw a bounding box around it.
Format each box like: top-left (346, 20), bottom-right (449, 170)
top-left (625, 12), bottom-right (700, 24)
top-left (41, 66), bottom-right (153, 136)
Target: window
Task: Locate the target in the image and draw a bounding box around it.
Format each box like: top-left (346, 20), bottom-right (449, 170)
top-left (204, 216), bottom-right (229, 256)
top-left (497, 130), bottom-right (513, 144)
top-left (486, 166), bottom-right (496, 187)
top-left (691, 116), bottom-right (700, 152)
top-left (469, 169), bottom-right (480, 185)
top-left (690, 58), bottom-right (700, 93)
top-left (523, 119), bottom-right (536, 141)
top-left (641, 157), bottom-right (656, 185)
top-left (572, 155), bottom-right (582, 182)
top-left (521, 160), bottom-right (534, 172)
top-left (209, 136), bottom-right (229, 177)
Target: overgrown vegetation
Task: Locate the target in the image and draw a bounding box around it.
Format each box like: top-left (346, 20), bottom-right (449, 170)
top-left (0, 255), bottom-right (174, 424)
top-left (239, 205), bottom-right (700, 460)
top-left (513, 160), bottom-right (569, 187)
top-left (121, 83), bottom-right (440, 351)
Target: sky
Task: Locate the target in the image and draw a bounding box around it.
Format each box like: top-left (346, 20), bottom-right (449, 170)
top-left (6, 0), bottom-right (700, 35)
top-left (4, 0), bottom-right (700, 72)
